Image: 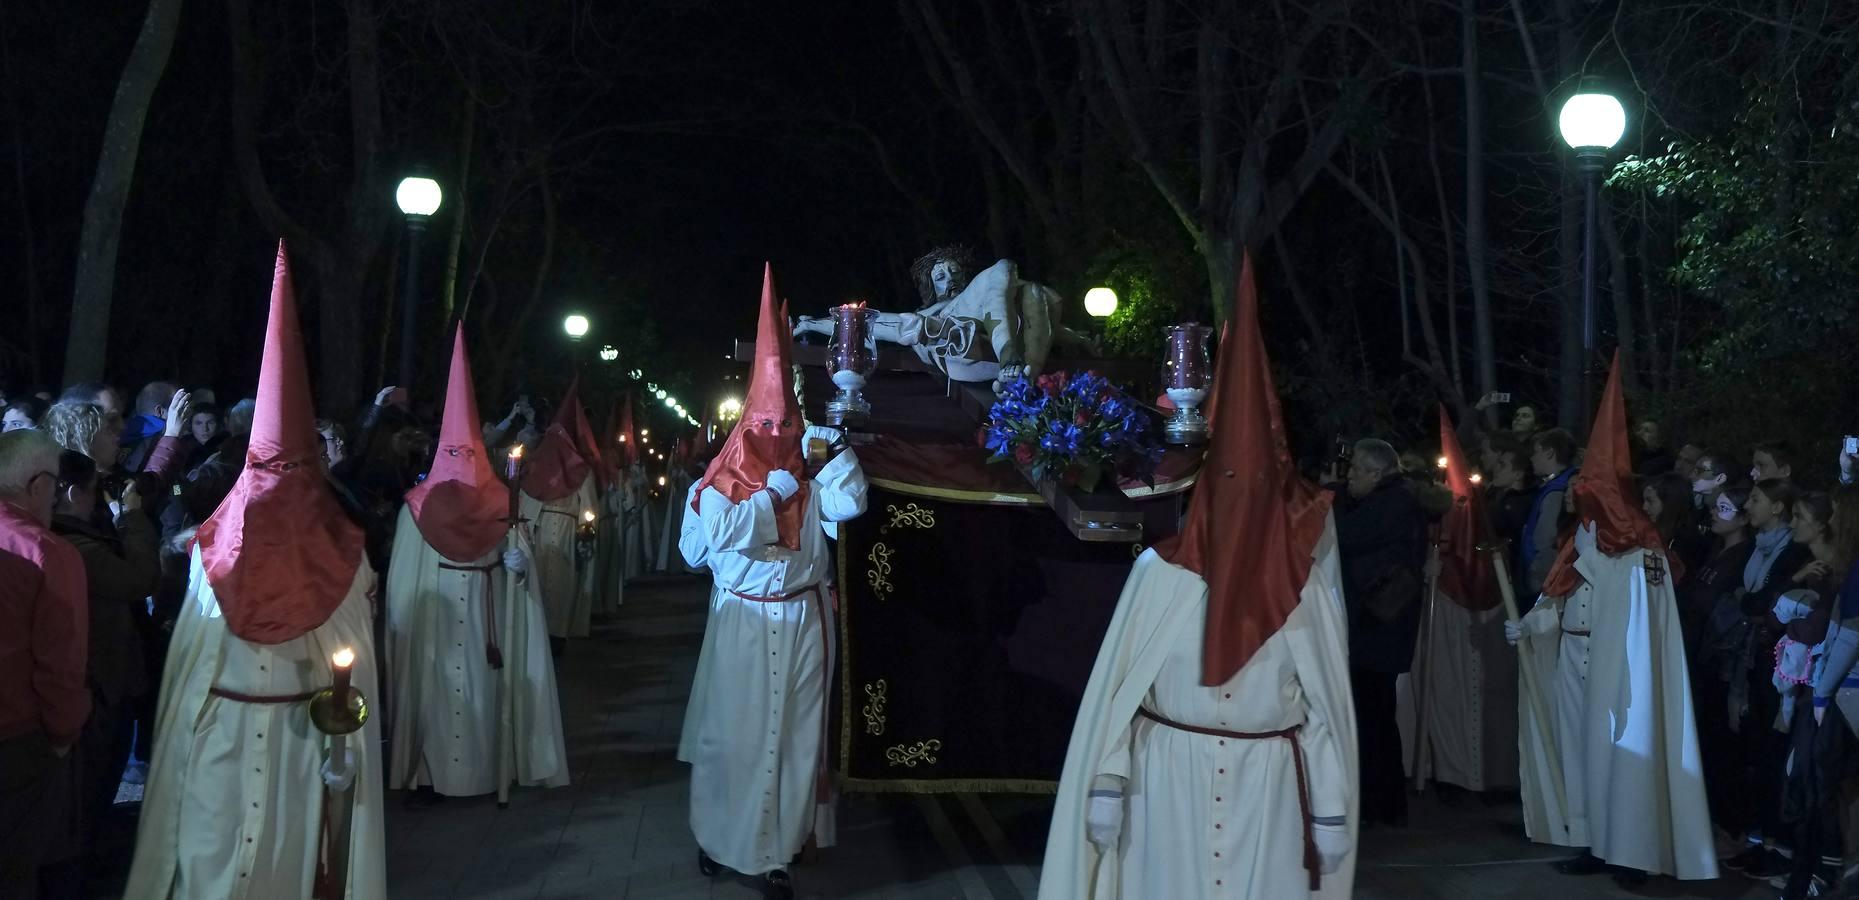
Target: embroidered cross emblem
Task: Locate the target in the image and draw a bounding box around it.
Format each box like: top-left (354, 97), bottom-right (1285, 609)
top-left (1645, 553), bottom-right (1666, 587)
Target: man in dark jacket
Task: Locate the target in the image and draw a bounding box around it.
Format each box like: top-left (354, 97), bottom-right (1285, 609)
top-left (1331, 438), bottom-right (1428, 827)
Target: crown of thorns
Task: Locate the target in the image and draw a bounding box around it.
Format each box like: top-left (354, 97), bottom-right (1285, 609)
top-left (910, 245), bottom-right (978, 304)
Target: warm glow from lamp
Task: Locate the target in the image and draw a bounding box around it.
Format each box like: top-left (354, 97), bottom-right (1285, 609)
top-left (1470, 473), bottom-right (1484, 484)
top-left (1084, 287), bottom-right (1118, 318)
top-left (563, 314), bottom-right (590, 339)
top-left (657, 475), bottom-right (667, 487)
top-left (333, 647), bottom-right (355, 668)
top-left (1436, 456), bottom-right (1449, 470)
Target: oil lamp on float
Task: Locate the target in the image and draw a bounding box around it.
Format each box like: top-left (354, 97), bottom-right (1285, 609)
top-left (826, 302), bottom-right (878, 425)
top-left (1162, 323), bottom-right (1213, 445)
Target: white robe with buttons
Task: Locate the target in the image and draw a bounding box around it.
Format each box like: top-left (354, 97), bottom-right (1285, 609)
top-left (1039, 520), bottom-right (1358, 900)
top-left (675, 450), bottom-right (867, 875)
top-left (1515, 548), bottom-right (1716, 879)
top-left (520, 474), bottom-right (596, 639)
top-left (384, 506), bottom-right (568, 797)
top-left (125, 549), bottom-right (386, 900)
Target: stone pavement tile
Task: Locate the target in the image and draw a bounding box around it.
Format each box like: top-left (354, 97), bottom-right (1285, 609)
top-left (620, 861), bottom-right (724, 899)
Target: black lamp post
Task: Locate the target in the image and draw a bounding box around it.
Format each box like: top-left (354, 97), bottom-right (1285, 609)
top-left (1557, 91), bottom-right (1625, 438)
top-left (395, 176), bottom-right (442, 389)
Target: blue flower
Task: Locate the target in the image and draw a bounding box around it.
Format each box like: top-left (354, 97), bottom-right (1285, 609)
top-left (1040, 420), bottom-right (1084, 456)
top-left (984, 424), bottom-right (1016, 455)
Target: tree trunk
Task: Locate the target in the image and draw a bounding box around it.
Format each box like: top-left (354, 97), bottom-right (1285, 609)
top-left (441, 89), bottom-right (474, 328)
top-left (1203, 235), bottom-right (1235, 330)
top-left (63, 0), bottom-right (185, 384)
top-left (1463, 0), bottom-right (1497, 421)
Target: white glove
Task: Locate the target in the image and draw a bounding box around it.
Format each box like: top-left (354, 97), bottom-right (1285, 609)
top-left (1573, 520), bottom-right (1598, 560)
top-left (502, 548), bottom-right (529, 577)
top-left (1085, 792), bottom-right (1123, 850)
top-left (320, 748), bottom-right (357, 792)
top-left (765, 469), bottom-right (801, 502)
top-left (1313, 823), bottom-right (1351, 874)
top-left (1504, 619), bottom-right (1523, 646)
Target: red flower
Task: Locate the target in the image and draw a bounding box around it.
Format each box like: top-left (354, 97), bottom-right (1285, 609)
top-left (1074, 411), bottom-right (1089, 426)
top-left (1013, 443), bottom-right (1035, 465)
top-left (1037, 373), bottom-right (1061, 397)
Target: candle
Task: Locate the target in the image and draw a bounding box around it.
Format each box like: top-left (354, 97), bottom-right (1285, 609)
top-left (1470, 473), bottom-right (1484, 485)
top-left (506, 444), bottom-right (524, 481)
top-left (1436, 455), bottom-right (1450, 470)
top-left (331, 647), bottom-right (354, 699)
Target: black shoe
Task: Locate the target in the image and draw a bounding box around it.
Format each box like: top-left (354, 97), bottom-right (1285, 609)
top-left (1747, 851), bottom-right (1792, 881)
top-left (762, 870), bottom-right (794, 900)
top-left (1612, 868), bottom-right (1648, 890)
top-left (1555, 852), bottom-right (1607, 876)
top-left (1725, 845), bottom-right (1767, 873)
top-left (697, 849), bottom-right (721, 878)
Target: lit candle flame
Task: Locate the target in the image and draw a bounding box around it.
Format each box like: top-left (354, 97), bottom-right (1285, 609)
top-left (617, 434), bottom-right (627, 443)
top-left (843, 300), bottom-right (868, 310)
top-left (333, 647), bottom-right (354, 668)
top-left (1470, 473), bottom-right (1484, 484)
top-left (1436, 456), bottom-right (1449, 469)
top-left (657, 475), bottom-right (667, 486)
top-left (509, 445), bottom-right (524, 460)
top-left (582, 510), bottom-right (596, 523)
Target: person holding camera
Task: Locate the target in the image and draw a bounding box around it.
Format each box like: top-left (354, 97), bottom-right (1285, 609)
top-left (1330, 438), bottom-right (1428, 828)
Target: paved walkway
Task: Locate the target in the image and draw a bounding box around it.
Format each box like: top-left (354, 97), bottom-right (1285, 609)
top-left (379, 575), bottom-right (1770, 900)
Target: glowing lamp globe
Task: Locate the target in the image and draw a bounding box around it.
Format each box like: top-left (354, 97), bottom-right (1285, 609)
top-left (563, 314), bottom-right (590, 340)
top-left (654, 389), bottom-right (668, 400)
top-left (395, 176), bottom-right (442, 218)
top-left (599, 344), bottom-right (618, 362)
top-left (1558, 93), bottom-right (1626, 151)
top-left (1084, 287), bottom-right (1118, 318)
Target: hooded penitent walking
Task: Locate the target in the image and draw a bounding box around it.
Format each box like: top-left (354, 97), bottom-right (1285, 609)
top-left (125, 243), bottom-right (386, 900)
top-left (519, 377), bottom-right (601, 641)
top-left (1410, 406), bottom-right (1520, 793)
top-left (1511, 351), bottom-right (1716, 885)
top-left (386, 325), bottom-right (568, 799)
top-left (1038, 254), bottom-right (1358, 900)
top-left (677, 263), bottom-right (866, 900)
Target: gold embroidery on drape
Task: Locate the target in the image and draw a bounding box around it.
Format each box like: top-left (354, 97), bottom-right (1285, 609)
top-left (867, 543), bottom-right (895, 601)
top-left (862, 680), bottom-right (888, 735)
top-left (884, 739), bottom-right (943, 768)
top-left (881, 502), bottom-right (937, 534)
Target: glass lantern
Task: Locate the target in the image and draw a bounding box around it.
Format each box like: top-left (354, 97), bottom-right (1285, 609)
top-left (826, 303), bottom-right (878, 424)
top-left (1162, 323), bottom-right (1213, 445)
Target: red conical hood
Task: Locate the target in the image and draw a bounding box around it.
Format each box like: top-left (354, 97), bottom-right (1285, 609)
top-left (692, 263), bottom-right (809, 549)
top-left (404, 325), bottom-right (508, 562)
top-left (1542, 350), bottom-right (1676, 595)
top-left (1437, 405), bottom-right (1497, 610)
top-left (521, 374), bottom-right (594, 501)
top-left (1154, 252), bottom-right (1332, 686)
top-left (197, 241), bottom-right (364, 643)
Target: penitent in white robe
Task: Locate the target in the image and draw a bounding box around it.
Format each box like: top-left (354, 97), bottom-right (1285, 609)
top-left (125, 550), bottom-right (386, 900)
top-left (520, 473), bottom-right (596, 640)
top-left (1515, 547), bottom-right (1716, 879)
top-left (676, 450), bottom-right (867, 876)
top-left (384, 507), bottom-right (568, 797)
top-left (622, 467), bottom-right (650, 581)
top-left (1039, 520), bottom-right (1359, 900)
top-left (1411, 548), bottom-right (1519, 792)
top-left (591, 483), bottom-right (625, 616)
top-left (656, 470), bottom-right (693, 572)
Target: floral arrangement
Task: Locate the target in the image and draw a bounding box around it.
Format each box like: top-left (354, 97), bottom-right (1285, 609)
top-left (980, 370), bottom-right (1162, 492)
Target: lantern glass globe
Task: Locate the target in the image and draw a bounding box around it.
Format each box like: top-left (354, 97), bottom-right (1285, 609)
top-left (563, 315), bottom-right (590, 339)
top-left (1083, 287), bottom-right (1118, 318)
top-left (1558, 93), bottom-right (1626, 151)
top-left (395, 176), bottom-right (442, 217)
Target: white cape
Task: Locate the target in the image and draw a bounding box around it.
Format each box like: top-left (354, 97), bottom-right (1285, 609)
top-left (125, 550), bottom-right (386, 900)
top-left (1516, 548), bottom-right (1716, 879)
top-left (384, 507), bottom-right (568, 796)
top-left (1039, 519), bottom-right (1358, 900)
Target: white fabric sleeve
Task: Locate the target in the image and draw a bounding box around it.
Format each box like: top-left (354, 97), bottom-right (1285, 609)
top-left (678, 484), bottom-right (711, 570)
top-left (1520, 595), bottom-right (1562, 637)
top-left (1287, 603), bottom-right (1352, 823)
top-left (871, 311), bottom-right (926, 346)
top-left (813, 449), bottom-right (869, 523)
top-left (698, 486), bottom-right (778, 552)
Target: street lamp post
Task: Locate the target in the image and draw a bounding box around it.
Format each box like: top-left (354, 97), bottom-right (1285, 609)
top-left (1557, 91), bottom-right (1625, 438)
top-left (395, 176), bottom-right (443, 389)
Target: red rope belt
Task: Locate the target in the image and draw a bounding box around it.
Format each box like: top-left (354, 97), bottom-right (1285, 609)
top-left (440, 561), bottom-right (506, 669)
top-left (728, 584), bottom-right (833, 805)
top-left (208, 687), bottom-right (321, 703)
top-left (1138, 706), bottom-right (1321, 890)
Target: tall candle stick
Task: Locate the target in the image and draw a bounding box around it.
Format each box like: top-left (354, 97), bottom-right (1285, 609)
top-left (331, 647), bottom-right (354, 699)
top-left (505, 445), bottom-right (524, 522)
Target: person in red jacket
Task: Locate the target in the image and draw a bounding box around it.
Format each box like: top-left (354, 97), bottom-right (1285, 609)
top-left (0, 427), bottom-right (91, 897)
